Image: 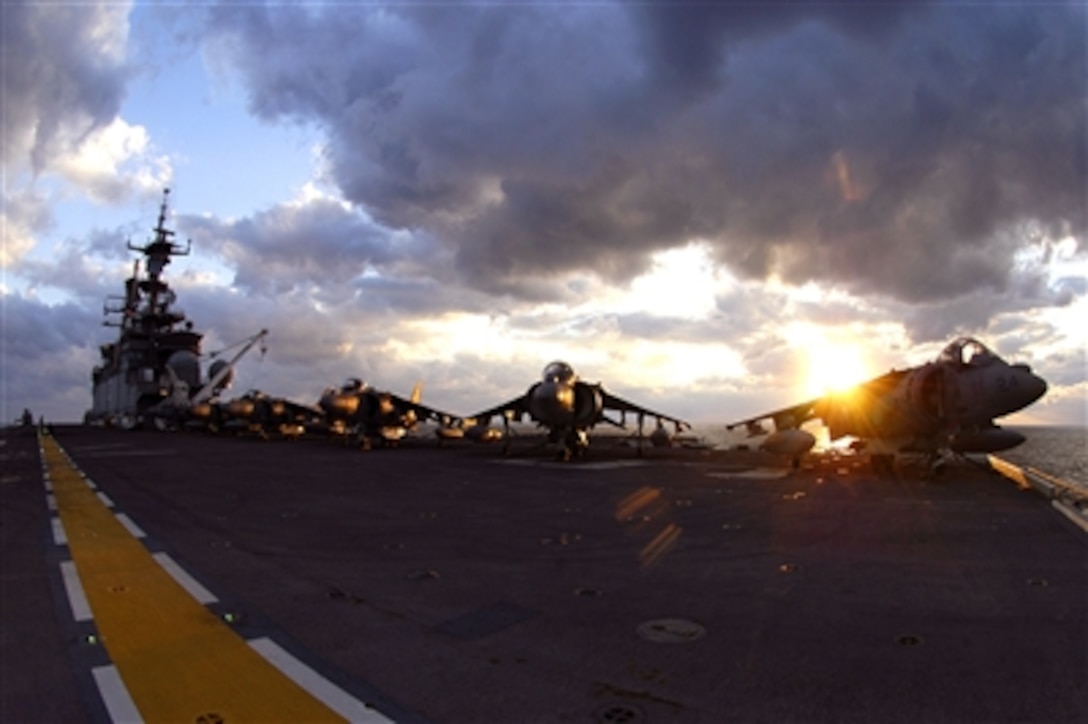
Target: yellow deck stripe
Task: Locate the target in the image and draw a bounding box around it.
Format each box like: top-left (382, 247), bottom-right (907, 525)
top-left (41, 433), bottom-right (345, 722)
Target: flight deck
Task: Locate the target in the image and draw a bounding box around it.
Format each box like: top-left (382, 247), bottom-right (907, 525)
top-left (3, 425), bottom-right (1086, 723)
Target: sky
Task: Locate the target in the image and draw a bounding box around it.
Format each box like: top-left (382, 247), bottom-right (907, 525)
top-left (2, 0), bottom-right (1086, 429)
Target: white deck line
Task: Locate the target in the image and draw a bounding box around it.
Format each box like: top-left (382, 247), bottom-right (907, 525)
top-left (1052, 500), bottom-right (1088, 534)
top-left (150, 552), bottom-right (218, 604)
top-left (60, 560), bottom-right (93, 622)
top-left (114, 513), bottom-right (146, 539)
top-left (91, 665), bottom-right (144, 723)
top-left (248, 637), bottom-right (393, 723)
top-left (52, 517), bottom-right (67, 546)
top-left (96, 492), bottom-right (114, 508)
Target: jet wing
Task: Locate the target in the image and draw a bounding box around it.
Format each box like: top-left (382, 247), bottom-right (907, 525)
top-left (726, 369), bottom-right (909, 436)
top-left (726, 400), bottom-right (821, 436)
top-left (599, 389), bottom-right (691, 431)
top-left (383, 393), bottom-right (461, 425)
top-left (468, 395), bottom-right (532, 425)
top-left (278, 398), bottom-right (325, 423)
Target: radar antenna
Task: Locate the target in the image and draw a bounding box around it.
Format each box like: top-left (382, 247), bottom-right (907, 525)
top-left (127, 188), bottom-right (192, 282)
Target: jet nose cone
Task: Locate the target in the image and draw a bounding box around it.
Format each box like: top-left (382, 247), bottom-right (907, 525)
top-left (1026, 373), bottom-right (1048, 405)
top-left (1007, 364), bottom-right (1047, 411)
top-left (531, 381), bottom-right (575, 422)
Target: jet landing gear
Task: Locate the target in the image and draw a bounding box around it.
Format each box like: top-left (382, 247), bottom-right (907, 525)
top-left (559, 429), bottom-right (590, 462)
top-left (923, 450), bottom-right (967, 480)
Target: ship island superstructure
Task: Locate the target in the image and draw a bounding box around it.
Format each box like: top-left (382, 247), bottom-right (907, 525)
top-left (87, 190), bottom-right (261, 428)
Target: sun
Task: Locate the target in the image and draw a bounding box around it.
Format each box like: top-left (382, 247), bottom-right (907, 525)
top-left (783, 322), bottom-right (874, 398)
top-left (803, 340), bottom-right (869, 398)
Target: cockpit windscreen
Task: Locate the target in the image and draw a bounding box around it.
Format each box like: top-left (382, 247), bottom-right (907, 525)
top-left (542, 361), bottom-right (576, 383)
top-left (938, 337), bottom-right (997, 367)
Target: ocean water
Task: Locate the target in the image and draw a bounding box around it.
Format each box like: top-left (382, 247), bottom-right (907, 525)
top-left (999, 426), bottom-right (1087, 490)
top-left (688, 423), bottom-right (1087, 490)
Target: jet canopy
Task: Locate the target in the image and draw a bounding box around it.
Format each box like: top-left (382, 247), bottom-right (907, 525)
top-left (542, 361), bottom-right (576, 384)
top-left (938, 337), bottom-right (997, 367)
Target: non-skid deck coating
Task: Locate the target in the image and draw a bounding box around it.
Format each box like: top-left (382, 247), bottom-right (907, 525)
top-left (3, 425), bottom-right (1086, 723)
top-left (37, 433), bottom-right (379, 723)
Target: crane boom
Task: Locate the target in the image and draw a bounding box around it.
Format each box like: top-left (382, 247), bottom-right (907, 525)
top-left (191, 329), bottom-right (268, 405)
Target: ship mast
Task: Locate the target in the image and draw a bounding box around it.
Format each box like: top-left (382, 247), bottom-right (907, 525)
top-left (123, 188), bottom-right (191, 333)
top-left (130, 188), bottom-right (191, 282)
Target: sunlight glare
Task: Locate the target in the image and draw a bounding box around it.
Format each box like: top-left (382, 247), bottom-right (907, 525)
top-left (804, 342), bottom-right (868, 397)
top-left (628, 243), bottom-right (717, 319)
top-left (615, 340), bottom-right (745, 389)
top-left (785, 324), bottom-right (871, 398)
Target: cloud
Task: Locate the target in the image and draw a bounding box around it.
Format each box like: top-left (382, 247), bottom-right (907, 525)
top-left (2, 2), bottom-right (132, 175)
top-left (201, 3), bottom-right (1085, 312)
top-left (178, 194), bottom-right (430, 297)
top-left (51, 118), bottom-right (171, 204)
top-left (2, 1), bottom-right (173, 282)
top-left (1, 294), bottom-right (100, 359)
top-left (0, 190), bottom-right (52, 268)
top-left (5, 2), bottom-right (1083, 429)
top-left (0, 294), bottom-right (100, 422)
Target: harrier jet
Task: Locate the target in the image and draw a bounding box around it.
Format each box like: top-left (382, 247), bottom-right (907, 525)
top-left (212, 390), bottom-right (322, 439)
top-left (728, 337), bottom-right (1048, 473)
top-left (470, 361), bottom-right (690, 460)
top-left (318, 378), bottom-right (457, 449)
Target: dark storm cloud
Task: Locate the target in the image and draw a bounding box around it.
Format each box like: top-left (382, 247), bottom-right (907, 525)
top-left (178, 197), bottom-right (431, 296)
top-left (204, 2), bottom-right (1085, 309)
top-left (1, 3), bottom-right (130, 172)
top-left (1, 294), bottom-right (98, 420)
top-left (2, 295), bottom-right (100, 360)
top-left (900, 262), bottom-right (1080, 344)
top-left (630, 1), bottom-right (914, 102)
top-left (174, 287), bottom-right (358, 367)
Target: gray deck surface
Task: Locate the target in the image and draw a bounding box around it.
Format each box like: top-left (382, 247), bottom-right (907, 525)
top-left (3, 424), bottom-right (1086, 723)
